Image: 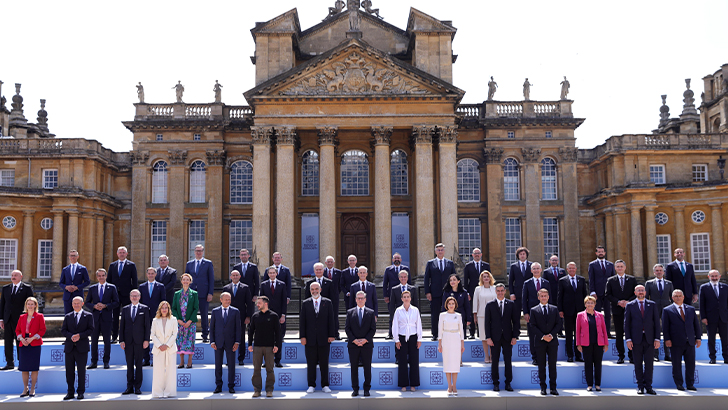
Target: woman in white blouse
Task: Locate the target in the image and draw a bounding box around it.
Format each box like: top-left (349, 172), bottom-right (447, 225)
top-left (392, 290), bottom-right (422, 392)
top-left (151, 301), bottom-right (178, 398)
top-left (472, 270), bottom-right (497, 363)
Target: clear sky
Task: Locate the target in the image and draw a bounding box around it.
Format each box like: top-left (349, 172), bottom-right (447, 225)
top-left (3, 0), bottom-right (727, 152)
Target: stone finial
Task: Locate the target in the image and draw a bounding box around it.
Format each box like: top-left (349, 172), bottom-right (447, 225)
top-left (213, 80), bottom-right (223, 103)
top-left (37, 99), bottom-right (49, 130)
top-left (11, 83), bottom-right (24, 114)
top-left (681, 79), bottom-right (698, 116)
top-left (659, 94), bottom-right (670, 127)
top-left (0, 80), bottom-right (6, 113)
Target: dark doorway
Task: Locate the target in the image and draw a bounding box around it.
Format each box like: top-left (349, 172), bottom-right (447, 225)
top-left (341, 214), bottom-right (370, 270)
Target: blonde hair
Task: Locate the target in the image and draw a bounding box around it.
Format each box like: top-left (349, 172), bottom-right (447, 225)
top-left (155, 301), bottom-right (173, 319)
top-left (479, 270), bottom-right (495, 286)
top-left (24, 297), bottom-right (39, 314)
top-left (181, 273), bottom-right (193, 283)
top-left (584, 295), bottom-right (597, 305)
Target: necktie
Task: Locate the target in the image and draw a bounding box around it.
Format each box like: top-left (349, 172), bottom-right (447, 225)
top-left (99, 284), bottom-right (104, 301)
top-left (640, 301), bottom-right (644, 317)
top-left (396, 266), bottom-right (399, 274)
top-left (620, 276), bottom-right (624, 290)
top-left (75, 312), bottom-right (80, 324)
top-left (276, 265), bottom-right (280, 274)
top-left (233, 284), bottom-right (238, 297)
top-left (521, 262), bottom-right (525, 275)
top-left (658, 280), bottom-right (663, 295)
top-left (242, 263), bottom-right (247, 278)
top-left (358, 308), bottom-right (363, 326)
top-left (195, 260), bottom-right (200, 274)
top-left (223, 308), bottom-right (228, 323)
top-left (12, 285), bottom-right (17, 296)
top-left (132, 305), bottom-right (137, 321)
top-left (715, 284), bottom-right (719, 297)
top-left (543, 305), bottom-right (547, 316)
top-left (327, 269), bottom-right (332, 279)
top-left (149, 283), bottom-right (153, 297)
top-left (271, 282), bottom-right (275, 294)
top-left (679, 305), bottom-right (685, 321)
top-left (499, 300), bottom-right (503, 316)
top-left (477, 262), bottom-right (480, 273)
top-left (680, 262), bottom-right (686, 276)
top-left (440, 259), bottom-right (444, 272)
top-left (119, 261), bottom-right (124, 276)
top-left (536, 279), bottom-right (541, 291)
top-left (601, 260), bottom-right (606, 274)
top-left (161, 268), bottom-right (166, 278)
top-left (362, 282), bottom-right (366, 293)
top-left (315, 299), bottom-right (319, 313)
top-left (317, 278), bottom-right (321, 286)
top-left (572, 277), bottom-right (576, 291)
top-left (71, 264), bottom-right (75, 280)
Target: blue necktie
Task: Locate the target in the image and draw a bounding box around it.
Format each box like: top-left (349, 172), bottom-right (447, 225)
top-left (196, 260), bottom-right (200, 274)
top-left (223, 308), bottom-right (228, 324)
top-left (149, 283), bottom-right (153, 298)
top-left (242, 263), bottom-right (247, 278)
top-left (233, 284), bottom-right (238, 297)
top-left (680, 262), bottom-right (686, 276)
top-left (132, 305), bottom-right (137, 322)
top-left (99, 285), bottom-right (104, 301)
top-left (358, 308), bottom-right (363, 326)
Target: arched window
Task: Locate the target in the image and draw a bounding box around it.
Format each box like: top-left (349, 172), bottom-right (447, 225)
top-left (341, 150), bottom-right (369, 196)
top-left (503, 158), bottom-right (520, 201)
top-left (301, 150), bottom-right (319, 196)
top-left (151, 161), bottom-right (168, 203)
top-left (189, 160), bottom-right (206, 203)
top-left (457, 158), bottom-right (480, 202)
top-left (230, 161), bottom-right (253, 204)
top-left (541, 157), bottom-right (557, 200)
top-left (390, 150), bottom-right (408, 196)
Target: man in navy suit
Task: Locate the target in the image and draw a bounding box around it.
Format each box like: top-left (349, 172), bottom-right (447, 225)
top-left (260, 267), bottom-right (287, 367)
top-left (156, 255), bottom-right (177, 303)
top-left (484, 284), bottom-right (520, 392)
top-left (557, 262), bottom-right (587, 362)
top-left (645, 264), bottom-right (674, 361)
top-left (543, 255), bottom-right (565, 338)
top-left (324, 255), bottom-right (343, 339)
top-left (522, 263), bottom-right (551, 364)
top-left (108, 246), bottom-right (138, 343)
top-left (232, 248), bottom-right (259, 301)
top-left (391, 270), bottom-right (419, 310)
top-left (345, 291), bottom-right (377, 397)
top-left (666, 248), bottom-right (699, 305)
top-left (662, 289), bottom-right (702, 391)
top-left (60, 250), bottom-right (90, 314)
top-left (84, 268), bottom-right (119, 369)
top-left (266, 252), bottom-right (292, 304)
top-left (139, 267), bottom-right (166, 365)
top-left (463, 248), bottom-right (490, 339)
top-left (0, 269), bottom-right (34, 370)
top-left (625, 285), bottom-right (661, 395)
top-left (383, 253), bottom-right (411, 339)
top-left (605, 260), bottom-right (637, 363)
top-left (341, 255), bottom-right (360, 313)
top-left (699, 269), bottom-right (728, 364)
top-left (223, 270), bottom-right (253, 365)
top-left (299, 281), bottom-right (337, 393)
top-left (508, 247), bottom-right (532, 305)
top-left (348, 266), bottom-right (378, 317)
top-left (424, 243), bottom-right (455, 341)
top-left (210, 293), bottom-right (242, 394)
top-left (304, 263), bottom-right (335, 300)
top-left (62, 297), bottom-right (94, 400)
top-left (529, 289), bottom-right (561, 396)
top-left (185, 244), bottom-right (215, 342)
top-left (588, 246), bottom-right (614, 336)
top-left (119, 290), bottom-right (151, 395)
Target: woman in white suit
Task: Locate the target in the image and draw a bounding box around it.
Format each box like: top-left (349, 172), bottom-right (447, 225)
top-left (151, 301), bottom-right (178, 398)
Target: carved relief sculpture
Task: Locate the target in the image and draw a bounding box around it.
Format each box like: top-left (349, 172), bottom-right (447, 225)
top-left (483, 147), bottom-right (504, 164)
top-left (328, 0), bottom-right (345, 18)
top-left (206, 150), bottom-right (226, 166)
top-left (521, 147), bottom-right (541, 162)
top-left (167, 150), bottom-right (187, 165)
top-left (130, 150), bottom-right (150, 166)
top-left (411, 125), bottom-right (436, 144)
top-left (439, 125), bottom-right (458, 143)
top-left (251, 126), bottom-right (274, 145)
top-left (362, 0), bottom-right (380, 18)
top-left (558, 147), bottom-right (578, 163)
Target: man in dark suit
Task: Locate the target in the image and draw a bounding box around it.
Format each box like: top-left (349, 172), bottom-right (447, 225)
top-left (522, 263), bottom-right (551, 364)
top-left (605, 259), bottom-right (638, 363)
top-left (59, 250), bottom-right (90, 314)
top-left (266, 252), bottom-right (292, 304)
top-left (699, 269), bottom-right (728, 364)
top-left (424, 243), bottom-right (456, 341)
top-left (300, 280), bottom-right (337, 393)
top-left (223, 269), bottom-right (254, 365)
top-left (61, 297), bottom-right (94, 400)
top-left (185, 244), bottom-right (215, 342)
top-left (645, 264), bottom-right (674, 361)
top-left (543, 255), bottom-right (565, 338)
top-left (156, 254), bottom-right (177, 303)
top-left (557, 262), bottom-right (587, 362)
top-left (259, 267), bottom-right (287, 367)
top-left (84, 268), bottom-right (119, 369)
top-left (232, 248), bottom-right (259, 301)
top-left (119, 290), bottom-right (151, 395)
top-left (662, 289), bottom-right (702, 391)
top-left (588, 246), bottom-right (614, 336)
top-left (108, 246), bottom-right (138, 343)
top-left (345, 291), bottom-right (377, 397)
top-left (463, 248), bottom-right (490, 339)
top-left (383, 253), bottom-right (411, 339)
top-left (508, 247), bottom-right (532, 305)
top-left (324, 255), bottom-right (343, 338)
top-left (666, 248), bottom-right (699, 305)
top-left (529, 289), bottom-right (561, 396)
top-left (139, 267), bottom-right (166, 366)
top-left (625, 285), bottom-right (661, 395)
top-left (391, 270), bottom-right (419, 310)
top-left (304, 263), bottom-right (335, 300)
top-left (210, 293), bottom-right (242, 394)
top-left (0, 269), bottom-right (34, 370)
top-left (484, 283), bottom-right (520, 392)
top-left (348, 266), bottom-right (378, 317)
top-left (341, 254), bottom-right (360, 311)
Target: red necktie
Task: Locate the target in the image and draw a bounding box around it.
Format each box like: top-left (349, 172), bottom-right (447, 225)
top-left (680, 306), bottom-right (685, 321)
top-left (536, 279), bottom-right (541, 291)
top-left (271, 283), bottom-right (275, 294)
top-left (640, 301), bottom-right (644, 317)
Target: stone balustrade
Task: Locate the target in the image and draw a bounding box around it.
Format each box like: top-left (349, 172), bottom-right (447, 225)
top-left (582, 133), bottom-right (728, 162)
top-left (133, 102), bottom-right (254, 121)
top-left (456, 104), bottom-right (480, 119)
top-left (0, 138), bottom-right (128, 165)
top-left (480, 100), bottom-right (573, 119)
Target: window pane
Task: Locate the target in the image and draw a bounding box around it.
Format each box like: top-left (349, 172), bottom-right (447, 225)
top-left (230, 161), bottom-right (253, 204)
top-left (151, 221), bottom-right (167, 268)
top-left (390, 150), bottom-right (408, 196)
top-left (0, 170), bottom-right (15, 187)
top-left (43, 170), bottom-right (58, 189)
top-left (0, 239), bottom-right (18, 278)
top-left (37, 240), bottom-right (53, 278)
top-left (541, 158), bottom-right (557, 200)
top-left (505, 218), bottom-right (522, 268)
top-left (656, 235), bottom-right (671, 266)
top-left (341, 150), bottom-right (369, 196)
top-left (188, 221), bottom-right (206, 260)
top-left (503, 158), bottom-right (520, 201)
top-left (152, 161), bottom-right (168, 204)
top-left (691, 233), bottom-right (711, 272)
top-left (457, 159), bottom-right (480, 202)
top-left (301, 151), bottom-right (320, 196)
top-left (692, 164), bottom-right (707, 182)
top-left (543, 218), bottom-right (559, 265)
top-left (229, 220), bottom-right (253, 271)
top-left (190, 161), bottom-right (206, 203)
top-left (458, 218), bottom-right (481, 263)
top-left (649, 165), bottom-right (665, 184)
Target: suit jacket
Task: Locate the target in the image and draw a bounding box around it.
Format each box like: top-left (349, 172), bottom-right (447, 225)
top-left (265, 265), bottom-right (292, 299)
top-left (557, 274), bottom-right (588, 316)
top-left (624, 299), bottom-right (661, 344)
top-left (60, 264), bottom-right (90, 301)
top-left (61, 310), bottom-right (94, 353)
top-left (259, 279), bottom-right (287, 317)
top-left (171, 288), bottom-right (199, 322)
top-left (483, 298), bottom-right (520, 342)
top-left (588, 259), bottom-right (614, 296)
top-left (645, 278), bottom-right (674, 312)
top-left (304, 276), bottom-right (335, 300)
top-left (209, 306), bottom-right (241, 348)
top-left (340, 266), bottom-right (359, 296)
top-left (139, 281), bottom-right (166, 314)
top-left (666, 261), bottom-right (698, 302)
top-left (222, 282), bottom-right (254, 320)
top-left (232, 262), bottom-right (260, 298)
top-left (345, 306), bottom-right (376, 346)
top-left (604, 274), bottom-right (638, 314)
top-left (14, 313), bottom-right (46, 345)
top-left (151, 317), bottom-right (178, 355)
top-left (575, 311), bottom-right (608, 346)
top-left (508, 260), bottom-right (533, 300)
top-left (529, 303), bottom-right (561, 342)
top-left (441, 289), bottom-right (473, 323)
top-left (84, 283), bottom-right (120, 323)
top-left (522, 277), bottom-right (551, 315)
top-left (382, 265), bottom-right (411, 298)
top-left (543, 267), bottom-right (565, 300)
top-left (0, 282), bottom-right (34, 322)
top-left (699, 282), bottom-right (728, 324)
top-left (390, 284), bottom-right (419, 310)
top-left (108, 259), bottom-right (139, 302)
top-left (185, 258), bottom-right (215, 297)
top-left (348, 280), bottom-right (378, 315)
top-left (463, 260), bottom-right (490, 296)
top-left (119, 303), bottom-right (151, 345)
top-left (424, 258), bottom-right (455, 298)
top-left (323, 267), bottom-right (343, 295)
top-left (662, 304), bottom-right (702, 347)
top-left (156, 266), bottom-right (178, 302)
top-left (299, 296), bottom-right (336, 346)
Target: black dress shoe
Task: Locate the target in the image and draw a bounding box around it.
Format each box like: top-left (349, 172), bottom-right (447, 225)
top-left (629, 358), bottom-right (634, 364)
top-left (540, 389), bottom-right (547, 395)
top-left (202, 338), bottom-right (209, 343)
top-left (575, 357), bottom-right (584, 362)
top-left (363, 390), bottom-right (370, 397)
top-left (238, 361), bottom-right (245, 366)
top-left (335, 335), bottom-right (342, 340)
top-left (122, 388), bottom-right (134, 395)
top-left (385, 335), bottom-right (393, 340)
top-left (505, 383), bottom-right (513, 391)
top-left (531, 360), bottom-right (538, 366)
top-left (665, 357), bottom-right (672, 362)
top-left (134, 389), bottom-right (142, 395)
top-left (351, 390), bottom-right (359, 397)
top-left (676, 385), bottom-right (685, 391)
top-left (431, 336), bottom-right (437, 341)
top-left (637, 388), bottom-right (644, 394)
top-left (77, 394), bottom-right (84, 400)
top-left (229, 388), bottom-right (235, 394)
top-left (616, 358), bottom-right (625, 364)
top-left (567, 357), bottom-right (574, 362)
top-left (724, 360), bottom-right (728, 364)
top-left (104, 363), bottom-right (110, 369)
top-left (143, 361), bottom-right (151, 367)
top-left (687, 386), bottom-right (697, 391)
top-left (111, 338), bottom-right (118, 344)
top-left (550, 389), bottom-right (559, 396)
top-left (87, 364), bottom-right (98, 369)
top-left (63, 394), bottom-right (75, 400)
top-left (654, 357), bottom-right (660, 362)
top-left (710, 359), bottom-right (717, 364)
top-left (493, 385), bottom-right (500, 392)
top-left (213, 387), bottom-right (223, 394)
top-left (274, 362), bottom-right (283, 368)
top-left (0, 365), bottom-right (14, 371)
top-left (646, 388), bottom-right (657, 395)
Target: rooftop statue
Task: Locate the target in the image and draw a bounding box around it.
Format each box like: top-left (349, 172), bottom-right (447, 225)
top-left (173, 81), bottom-right (184, 103)
top-left (136, 82), bottom-right (145, 103)
top-left (487, 76), bottom-right (497, 101)
top-left (560, 76), bottom-right (570, 100)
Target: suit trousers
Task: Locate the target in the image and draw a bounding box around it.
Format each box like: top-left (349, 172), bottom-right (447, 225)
top-left (388, 302), bottom-right (395, 337)
top-left (274, 321), bottom-right (287, 363)
top-left (3, 317), bottom-right (19, 365)
top-left (490, 338), bottom-right (514, 385)
top-left (91, 317), bottom-right (112, 364)
top-left (305, 344), bottom-right (331, 387)
top-left (252, 346), bottom-right (275, 393)
top-left (612, 310), bottom-right (631, 359)
top-left (670, 344), bottom-right (696, 387)
top-left (396, 335), bottom-right (420, 387)
top-left (582, 343), bottom-right (604, 387)
top-left (430, 296), bottom-right (442, 337)
top-left (199, 298), bottom-right (210, 339)
top-left (563, 314), bottom-right (581, 359)
top-left (332, 295), bottom-right (341, 333)
top-left (214, 344), bottom-right (236, 388)
top-left (63, 299), bottom-right (74, 315)
top-left (65, 350), bottom-right (87, 394)
top-left (238, 322), bottom-right (248, 363)
top-left (706, 320), bottom-right (728, 361)
top-left (535, 339), bottom-right (558, 390)
top-left (124, 342), bottom-right (144, 389)
top-left (348, 344), bottom-right (373, 390)
top-left (526, 322), bottom-right (537, 360)
top-left (632, 338), bottom-right (654, 389)
top-left (595, 296), bottom-right (611, 335)
top-left (112, 296), bottom-right (131, 338)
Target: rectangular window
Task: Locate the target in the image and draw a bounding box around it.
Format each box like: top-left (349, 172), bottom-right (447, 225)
top-left (505, 218), bottom-right (522, 268)
top-left (656, 234), bottom-right (671, 266)
top-left (229, 220), bottom-right (253, 271)
top-left (507, 131), bottom-right (515, 139)
top-left (0, 169), bottom-right (15, 187)
top-left (37, 240), bottom-right (53, 278)
top-left (649, 164), bottom-right (665, 185)
top-left (188, 220), bottom-right (206, 260)
top-left (543, 218), bottom-right (559, 265)
top-left (458, 218), bottom-right (481, 263)
top-left (690, 233), bottom-right (711, 272)
top-left (156, 134), bottom-right (163, 141)
top-left (692, 164), bottom-right (708, 182)
top-left (545, 131), bottom-right (553, 138)
top-left (194, 134), bottom-right (201, 141)
top-left (43, 169), bottom-right (58, 189)
top-left (151, 221), bottom-right (167, 268)
top-left (0, 239), bottom-right (18, 279)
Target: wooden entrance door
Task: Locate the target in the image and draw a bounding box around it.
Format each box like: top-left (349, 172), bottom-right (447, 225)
top-left (341, 214), bottom-right (370, 269)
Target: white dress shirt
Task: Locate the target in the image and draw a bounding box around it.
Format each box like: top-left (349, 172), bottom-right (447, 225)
top-left (391, 305), bottom-right (423, 342)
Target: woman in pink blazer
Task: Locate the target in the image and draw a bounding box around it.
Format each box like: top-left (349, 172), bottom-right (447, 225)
top-left (576, 296), bottom-right (609, 392)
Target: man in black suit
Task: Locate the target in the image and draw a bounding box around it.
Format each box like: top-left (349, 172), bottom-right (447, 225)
top-left (529, 289), bottom-right (561, 396)
top-left (666, 248), bottom-right (699, 305)
top-left (699, 269), bottom-right (728, 364)
top-left (625, 285), bottom-right (661, 395)
top-left (210, 293), bottom-right (242, 394)
top-left (348, 266), bottom-right (378, 317)
top-left (0, 269), bottom-right (34, 370)
top-left (324, 255), bottom-right (343, 339)
top-left (84, 268), bottom-right (119, 369)
top-left (267, 252), bottom-right (292, 305)
top-left (605, 259), bottom-right (637, 363)
top-left (232, 248), bottom-right (259, 301)
top-left (508, 247), bottom-right (532, 304)
top-left (522, 263), bottom-right (551, 365)
top-left (156, 254), bottom-right (177, 303)
top-left (223, 270), bottom-right (254, 365)
top-left (300, 281), bottom-right (337, 393)
top-left (662, 289), bottom-right (702, 391)
top-left (62, 297), bottom-right (94, 400)
top-left (391, 270), bottom-right (419, 310)
top-left (645, 263), bottom-right (674, 361)
top-left (557, 262), bottom-right (587, 362)
top-left (108, 246), bottom-right (139, 343)
top-left (341, 254), bottom-right (360, 312)
top-left (588, 246), bottom-right (614, 336)
top-left (139, 267), bottom-right (166, 366)
top-left (345, 291), bottom-right (377, 397)
top-left (424, 243), bottom-right (456, 341)
top-left (383, 253), bottom-right (411, 339)
top-left (463, 248), bottom-right (490, 339)
top-left (259, 266), bottom-right (287, 367)
top-left (304, 263), bottom-right (335, 300)
top-left (119, 290), bottom-right (151, 395)
top-left (484, 283), bottom-right (520, 392)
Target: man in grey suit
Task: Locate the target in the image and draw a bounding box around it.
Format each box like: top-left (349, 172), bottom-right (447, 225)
top-left (645, 264), bottom-right (673, 361)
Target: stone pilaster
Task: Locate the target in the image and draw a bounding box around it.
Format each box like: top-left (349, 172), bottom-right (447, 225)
top-left (522, 148), bottom-right (542, 261)
top-left (104, 220), bottom-right (114, 269)
top-left (206, 150), bottom-right (226, 280)
top-left (372, 126), bottom-right (393, 276)
top-left (630, 205), bottom-right (644, 279)
top-left (81, 214), bottom-right (95, 271)
top-left (644, 205), bottom-right (658, 274)
top-left (51, 210), bottom-right (64, 282)
top-left (318, 127), bottom-right (338, 262)
top-left (67, 210), bottom-right (79, 253)
top-left (168, 150), bottom-right (187, 269)
top-left (130, 151), bottom-right (150, 270)
top-left (252, 127), bottom-right (273, 267)
top-left (605, 211), bottom-right (615, 258)
top-left (484, 148), bottom-right (504, 273)
top-left (95, 216), bottom-right (105, 273)
top-left (276, 127), bottom-right (297, 274)
top-left (613, 208), bottom-right (626, 259)
top-left (673, 206), bottom-right (686, 252)
top-left (22, 211), bottom-right (34, 275)
top-left (438, 126), bottom-right (458, 259)
top-left (560, 152), bottom-right (580, 270)
top-left (710, 203), bottom-right (725, 273)
top-left (412, 126), bottom-right (436, 276)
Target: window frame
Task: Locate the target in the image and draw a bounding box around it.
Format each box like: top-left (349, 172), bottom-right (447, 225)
top-left (37, 239), bottom-right (53, 278)
top-left (457, 158), bottom-right (480, 202)
top-left (0, 238), bottom-right (18, 279)
top-left (43, 169), bottom-right (58, 189)
top-left (189, 160), bottom-right (207, 203)
top-left (649, 164), bottom-right (666, 185)
top-left (690, 232), bottom-right (711, 272)
top-left (340, 150), bottom-right (370, 196)
top-left (230, 161), bottom-right (254, 204)
top-left (503, 158), bottom-right (520, 201)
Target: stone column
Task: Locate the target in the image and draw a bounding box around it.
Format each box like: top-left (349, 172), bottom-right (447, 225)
top-left (81, 214), bottom-right (95, 271)
top-left (630, 205), bottom-right (644, 279)
top-left (130, 151), bottom-right (150, 269)
top-left (413, 126), bottom-right (436, 276)
top-left (372, 126), bottom-right (393, 276)
top-left (439, 126), bottom-right (459, 259)
top-left (710, 203), bottom-right (726, 273)
top-left (51, 210), bottom-right (64, 282)
top-left (95, 216), bottom-right (105, 273)
top-left (644, 205), bottom-right (658, 273)
top-left (605, 211), bottom-right (615, 258)
top-left (276, 127), bottom-right (297, 274)
top-left (559, 148), bottom-right (580, 269)
top-left (22, 211), bottom-right (34, 275)
top-left (167, 150), bottom-right (187, 269)
top-left (104, 220), bottom-right (114, 269)
top-left (484, 148), bottom-right (504, 274)
top-left (206, 150), bottom-right (226, 280)
top-left (252, 127), bottom-right (273, 267)
top-left (318, 127), bottom-right (338, 262)
top-left (673, 206), bottom-right (686, 252)
top-left (67, 210), bottom-right (79, 253)
top-left (522, 148), bottom-right (542, 261)
top-left (613, 208), bottom-right (625, 259)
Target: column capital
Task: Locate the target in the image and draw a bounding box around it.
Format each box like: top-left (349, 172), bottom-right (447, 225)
top-left (672, 205), bottom-right (686, 212)
top-left (521, 148), bottom-right (541, 163)
top-left (22, 210), bottom-right (35, 217)
top-left (130, 150), bottom-right (150, 166)
top-left (67, 209), bottom-right (79, 216)
top-left (612, 207), bottom-right (628, 215)
top-left (251, 126), bottom-right (274, 145)
top-left (206, 149), bottom-right (226, 166)
top-left (630, 204), bottom-right (643, 213)
top-left (708, 202), bottom-right (723, 209)
top-left (644, 204), bottom-right (658, 212)
top-left (51, 209), bottom-right (65, 216)
top-left (277, 126), bottom-right (297, 145)
top-left (439, 125), bottom-right (458, 144)
top-left (168, 149), bottom-right (188, 165)
top-left (483, 147), bottom-right (504, 164)
top-left (558, 147), bottom-right (578, 163)
top-left (411, 125), bottom-right (436, 144)
top-left (317, 126), bottom-right (339, 146)
top-left (371, 126), bottom-right (392, 145)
